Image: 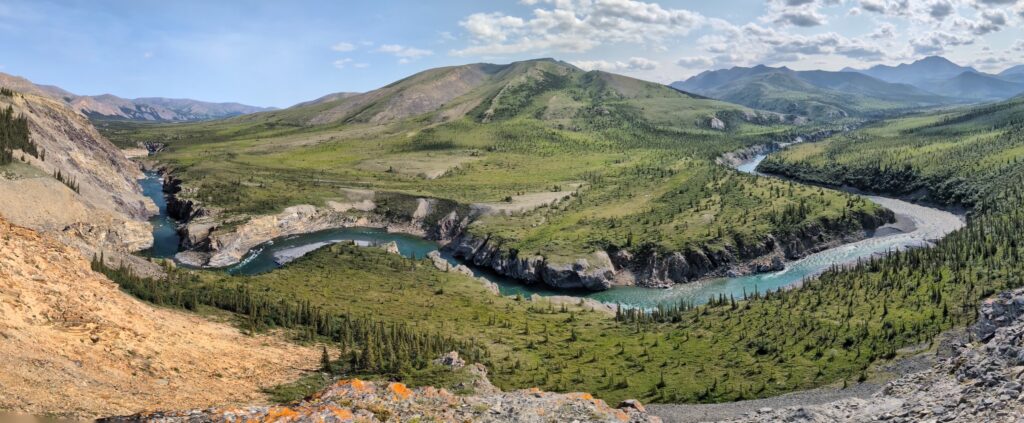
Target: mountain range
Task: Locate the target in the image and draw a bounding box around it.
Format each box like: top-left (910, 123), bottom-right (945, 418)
top-left (673, 56), bottom-right (1024, 119)
top-left (0, 71), bottom-right (273, 122)
top-left (843, 56), bottom-right (1024, 101)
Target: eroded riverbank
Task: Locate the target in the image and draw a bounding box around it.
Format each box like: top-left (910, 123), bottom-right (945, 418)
top-left (140, 154), bottom-right (965, 309)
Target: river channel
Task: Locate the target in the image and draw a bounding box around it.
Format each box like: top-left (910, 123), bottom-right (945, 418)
top-left (139, 153), bottom-right (963, 309)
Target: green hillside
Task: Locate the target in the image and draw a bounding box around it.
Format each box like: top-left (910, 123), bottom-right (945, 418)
top-left (106, 59), bottom-right (881, 271)
top-left (759, 96), bottom-right (1024, 206)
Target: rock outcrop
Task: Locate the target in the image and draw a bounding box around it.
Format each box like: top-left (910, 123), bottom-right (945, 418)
top-left (103, 378), bottom-right (661, 423)
top-left (443, 208), bottom-right (891, 290)
top-left (0, 88), bottom-right (158, 275)
top-left (723, 289), bottom-right (1024, 422)
top-left (0, 217), bottom-right (319, 420)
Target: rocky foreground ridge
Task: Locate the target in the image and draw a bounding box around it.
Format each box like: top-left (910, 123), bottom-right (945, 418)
top-left (103, 370), bottom-right (660, 423)
top-left (721, 289), bottom-right (1024, 423)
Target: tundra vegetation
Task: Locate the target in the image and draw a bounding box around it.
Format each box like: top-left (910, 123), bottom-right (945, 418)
top-left (100, 60), bottom-right (881, 268)
top-left (97, 60), bottom-right (1024, 406)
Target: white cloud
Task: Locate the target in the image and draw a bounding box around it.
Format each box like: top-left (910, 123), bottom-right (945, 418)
top-left (764, 0), bottom-right (829, 27)
top-left (858, 0), bottom-right (911, 16)
top-left (331, 42), bottom-right (356, 52)
top-left (333, 58), bottom-right (353, 69)
top-left (974, 0), bottom-right (1019, 5)
top-left (869, 23), bottom-right (897, 39)
top-left (452, 0), bottom-right (705, 56)
top-left (676, 56), bottom-right (714, 68)
top-left (910, 31), bottom-right (975, 54)
top-left (142, 51), bottom-right (154, 59)
top-left (377, 44), bottom-right (434, 61)
top-left (928, 0), bottom-right (955, 19)
top-left (573, 56), bottom-right (659, 71)
top-left (953, 9), bottom-right (1009, 35)
top-left (775, 10), bottom-right (828, 26)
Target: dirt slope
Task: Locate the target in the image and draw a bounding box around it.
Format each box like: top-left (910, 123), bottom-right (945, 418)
top-left (0, 217), bottom-right (319, 420)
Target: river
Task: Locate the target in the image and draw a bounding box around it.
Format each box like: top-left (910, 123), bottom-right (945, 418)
top-left (139, 154), bottom-right (964, 309)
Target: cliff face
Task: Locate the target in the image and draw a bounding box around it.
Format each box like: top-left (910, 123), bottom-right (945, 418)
top-left (441, 208), bottom-right (893, 290)
top-left (0, 217), bottom-right (319, 420)
top-left (0, 90), bottom-right (157, 274)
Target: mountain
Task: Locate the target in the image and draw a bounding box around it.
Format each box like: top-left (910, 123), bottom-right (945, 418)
top-left (0, 71), bottom-right (273, 122)
top-left (238, 58), bottom-right (775, 129)
top-left (289, 91), bottom-right (361, 108)
top-left (999, 64), bottom-right (1024, 83)
top-left (671, 65), bottom-right (951, 119)
top-left (846, 56), bottom-right (977, 87)
top-left (843, 56), bottom-right (1024, 100)
top-left (930, 71), bottom-right (1024, 101)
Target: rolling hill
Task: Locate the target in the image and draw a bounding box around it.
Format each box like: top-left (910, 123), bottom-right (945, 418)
top-left (0, 71), bottom-right (272, 122)
top-left (671, 65), bottom-right (951, 119)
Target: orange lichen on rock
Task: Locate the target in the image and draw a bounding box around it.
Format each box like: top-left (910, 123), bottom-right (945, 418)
top-left (262, 406), bottom-right (300, 422)
top-left (387, 382), bottom-right (413, 400)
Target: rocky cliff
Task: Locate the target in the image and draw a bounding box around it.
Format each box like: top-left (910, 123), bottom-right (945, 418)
top-left (0, 88), bottom-right (158, 274)
top-left (441, 208), bottom-right (892, 290)
top-left (0, 216), bottom-right (319, 420)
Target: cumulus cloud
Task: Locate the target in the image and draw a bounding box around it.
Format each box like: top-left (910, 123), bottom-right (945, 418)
top-left (974, 0), bottom-right (1018, 5)
top-left (573, 56), bottom-right (659, 71)
top-left (676, 56), bottom-right (714, 68)
top-left (858, 0), bottom-right (911, 16)
top-left (869, 23), bottom-right (897, 39)
top-left (954, 9), bottom-right (1009, 34)
top-left (452, 0), bottom-right (706, 56)
top-left (928, 0), bottom-right (955, 19)
top-left (775, 10), bottom-right (828, 26)
top-left (764, 0), bottom-right (829, 27)
top-left (910, 31), bottom-right (975, 54)
top-left (331, 42), bottom-right (356, 52)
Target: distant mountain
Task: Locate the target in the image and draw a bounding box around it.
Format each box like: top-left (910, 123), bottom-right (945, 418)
top-left (845, 56), bottom-right (977, 88)
top-left (843, 56), bottom-right (1024, 100)
top-left (0, 71), bottom-right (273, 122)
top-left (930, 71), bottom-right (1024, 101)
top-left (671, 65), bottom-right (952, 119)
top-left (999, 65), bottom-right (1024, 83)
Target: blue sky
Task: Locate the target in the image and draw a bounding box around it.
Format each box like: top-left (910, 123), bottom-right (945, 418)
top-left (1, 0), bottom-right (1021, 107)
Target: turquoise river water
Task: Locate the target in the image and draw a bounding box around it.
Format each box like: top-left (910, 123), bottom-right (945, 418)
top-left (139, 155), bottom-right (963, 309)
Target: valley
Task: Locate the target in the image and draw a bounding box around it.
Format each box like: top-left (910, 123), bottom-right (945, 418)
top-left (89, 58), bottom-right (1006, 411)
top-left (2, 7), bottom-right (1023, 419)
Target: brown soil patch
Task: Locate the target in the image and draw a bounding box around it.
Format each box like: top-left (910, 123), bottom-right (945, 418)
top-left (0, 217), bottom-right (319, 420)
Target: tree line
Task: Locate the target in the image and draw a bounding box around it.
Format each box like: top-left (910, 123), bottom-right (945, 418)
top-left (90, 255), bottom-right (488, 376)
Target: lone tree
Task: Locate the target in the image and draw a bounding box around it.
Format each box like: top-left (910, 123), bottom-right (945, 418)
top-left (320, 345), bottom-right (334, 374)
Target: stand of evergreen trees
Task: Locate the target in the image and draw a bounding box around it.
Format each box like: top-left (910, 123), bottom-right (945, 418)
top-left (90, 256), bottom-right (488, 376)
top-left (0, 104), bottom-right (36, 165)
top-left (53, 170), bottom-right (80, 193)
